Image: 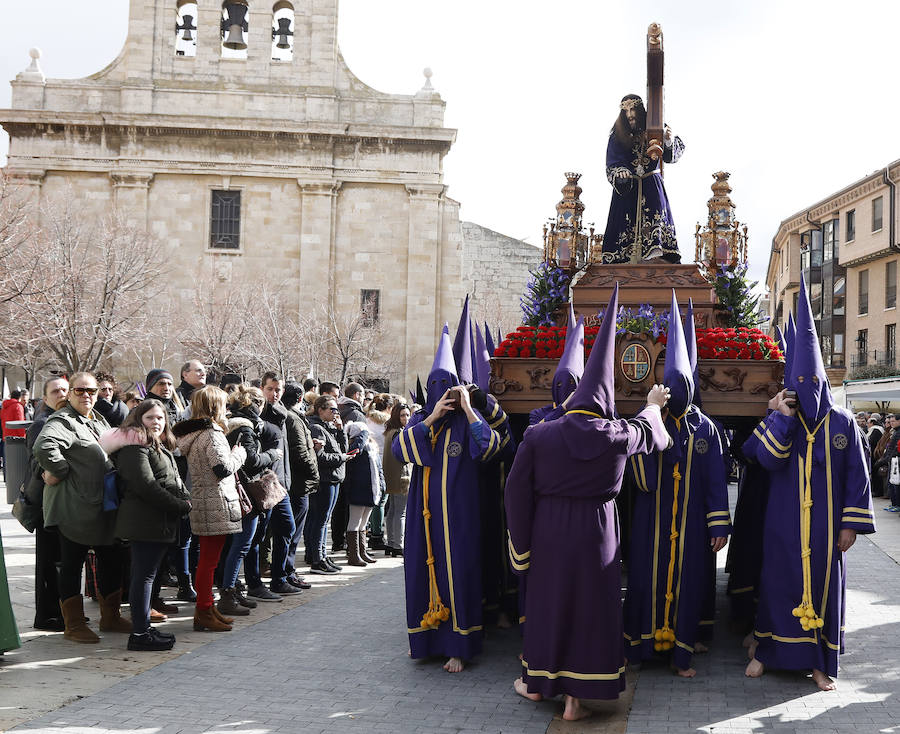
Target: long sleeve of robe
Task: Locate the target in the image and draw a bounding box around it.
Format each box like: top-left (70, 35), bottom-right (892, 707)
top-left (393, 407), bottom-right (501, 661)
top-left (503, 405), bottom-right (668, 700)
top-left (745, 407), bottom-right (874, 677)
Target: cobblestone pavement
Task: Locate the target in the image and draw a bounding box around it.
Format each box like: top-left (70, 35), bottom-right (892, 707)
top-left (625, 492), bottom-right (900, 734)
top-left (3, 482), bottom-right (900, 733)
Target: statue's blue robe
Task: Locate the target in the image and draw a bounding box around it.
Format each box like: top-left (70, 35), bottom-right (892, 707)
top-left (600, 131), bottom-right (684, 264)
top-left (624, 406), bottom-right (731, 671)
top-left (504, 406), bottom-right (668, 699)
top-left (394, 407), bottom-right (502, 661)
top-left (742, 408), bottom-right (875, 677)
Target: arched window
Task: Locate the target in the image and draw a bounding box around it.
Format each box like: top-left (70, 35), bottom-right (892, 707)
top-left (175, 1), bottom-right (198, 57)
top-left (271, 1), bottom-right (295, 61)
top-left (221, 1), bottom-right (249, 59)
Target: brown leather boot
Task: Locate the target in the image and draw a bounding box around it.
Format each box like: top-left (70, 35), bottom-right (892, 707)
top-left (98, 589), bottom-right (133, 633)
top-left (60, 595), bottom-right (100, 643)
top-left (193, 605), bottom-right (232, 632)
top-left (345, 531), bottom-right (367, 566)
top-left (358, 532), bottom-right (377, 564)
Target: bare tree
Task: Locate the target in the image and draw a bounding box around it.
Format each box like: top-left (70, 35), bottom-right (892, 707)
top-left (0, 172), bottom-right (48, 306)
top-left (126, 297), bottom-right (184, 380)
top-left (2, 191), bottom-right (169, 374)
top-left (245, 281), bottom-right (316, 380)
top-left (178, 268), bottom-right (256, 377)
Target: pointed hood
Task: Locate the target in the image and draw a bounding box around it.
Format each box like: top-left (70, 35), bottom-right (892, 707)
top-left (414, 376), bottom-right (426, 407)
top-left (452, 295), bottom-right (474, 384)
top-left (425, 330), bottom-right (460, 412)
top-left (774, 325), bottom-right (785, 356)
top-left (663, 290), bottom-right (694, 417)
top-left (474, 323), bottom-right (492, 392)
top-left (791, 275), bottom-right (832, 422)
top-left (567, 283), bottom-right (619, 418)
top-left (683, 298), bottom-right (703, 410)
top-left (784, 312), bottom-right (797, 386)
top-left (552, 309), bottom-right (585, 406)
top-left (484, 322), bottom-right (496, 356)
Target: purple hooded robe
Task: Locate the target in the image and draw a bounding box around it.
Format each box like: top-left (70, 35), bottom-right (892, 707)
top-left (504, 284), bottom-right (669, 699)
top-left (623, 292), bottom-right (732, 672)
top-left (394, 330), bottom-right (503, 661)
top-left (742, 278), bottom-right (874, 677)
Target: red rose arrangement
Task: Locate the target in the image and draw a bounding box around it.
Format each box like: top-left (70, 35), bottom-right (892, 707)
top-left (494, 325), bottom-right (783, 361)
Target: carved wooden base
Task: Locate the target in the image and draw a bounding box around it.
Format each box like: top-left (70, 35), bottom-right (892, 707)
top-left (491, 335), bottom-right (783, 423)
top-left (566, 262), bottom-right (722, 329)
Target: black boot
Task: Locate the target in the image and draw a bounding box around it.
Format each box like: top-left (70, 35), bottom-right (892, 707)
top-left (128, 627), bottom-right (176, 651)
top-left (176, 573), bottom-right (197, 602)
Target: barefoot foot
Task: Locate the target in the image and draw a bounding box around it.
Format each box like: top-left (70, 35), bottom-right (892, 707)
top-left (675, 667), bottom-right (697, 678)
top-left (443, 656), bottom-right (464, 673)
top-left (747, 639), bottom-right (758, 661)
top-left (513, 678), bottom-right (542, 701)
top-left (694, 642), bottom-right (709, 654)
top-left (497, 611), bottom-right (512, 630)
top-left (745, 658), bottom-right (764, 678)
top-left (742, 632), bottom-right (754, 648)
top-left (812, 669), bottom-right (835, 691)
top-left (562, 696), bottom-right (592, 721)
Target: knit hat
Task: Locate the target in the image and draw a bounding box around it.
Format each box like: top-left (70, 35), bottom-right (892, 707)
top-left (145, 368), bottom-right (174, 393)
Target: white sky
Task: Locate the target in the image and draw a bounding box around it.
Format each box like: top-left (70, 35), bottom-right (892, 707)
top-left (2, 0), bottom-right (899, 293)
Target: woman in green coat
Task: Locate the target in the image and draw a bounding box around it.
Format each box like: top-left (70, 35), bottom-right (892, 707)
top-left (32, 372), bottom-right (130, 643)
top-left (0, 527), bottom-right (21, 654)
top-left (106, 400), bottom-right (192, 652)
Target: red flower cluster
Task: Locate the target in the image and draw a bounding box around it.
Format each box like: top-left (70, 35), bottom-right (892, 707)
top-left (493, 325), bottom-right (783, 362)
top-left (697, 327), bottom-right (782, 361)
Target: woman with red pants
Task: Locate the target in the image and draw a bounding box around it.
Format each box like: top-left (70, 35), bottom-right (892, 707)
top-left (173, 386), bottom-right (246, 632)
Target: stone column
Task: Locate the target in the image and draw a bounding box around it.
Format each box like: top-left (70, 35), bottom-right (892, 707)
top-left (110, 172), bottom-right (154, 229)
top-left (6, 169), bottom-right (46, 205)
top-left (405, 183), bottom-right (446, 391)
top-left (298, 179), bottom-right (342, 315)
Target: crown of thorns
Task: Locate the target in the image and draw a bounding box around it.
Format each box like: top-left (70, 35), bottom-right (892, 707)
top-left (620, 98), bottom-right (644, 112)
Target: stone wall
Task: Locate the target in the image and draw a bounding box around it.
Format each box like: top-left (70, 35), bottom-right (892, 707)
top-left (461, 221), bottom-right (541, 339)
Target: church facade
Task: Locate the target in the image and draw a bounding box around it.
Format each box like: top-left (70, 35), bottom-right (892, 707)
top-left (0, 0), bottom-right (536, 391)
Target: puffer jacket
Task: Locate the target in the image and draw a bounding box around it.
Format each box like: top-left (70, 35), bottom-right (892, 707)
top-left (225, 409), bottom-right (277, 483)
top-left (103, 428), bottom-right (191, 543)
top-left (286, 404), bottom-right (319, 495)
top-left (173, 418), bottom-right (246, 536)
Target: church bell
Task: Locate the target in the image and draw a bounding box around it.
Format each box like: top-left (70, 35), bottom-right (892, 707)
top-left (273, 18), bottom-right (293, 49)
top-left (176, 14), bottom-right (196, 42)
top-left (221, 2), bottom-right (249, 50)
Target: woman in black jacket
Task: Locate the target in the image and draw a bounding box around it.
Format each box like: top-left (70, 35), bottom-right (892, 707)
top-left (107, 400), bottom-right (191, 651)
top-left (306, 395), bottom-right (355, 575)
top-left (219, 385), bottom-right (281, 613)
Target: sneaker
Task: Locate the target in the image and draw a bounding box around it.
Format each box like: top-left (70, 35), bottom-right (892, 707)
top-left (270, 581), bottom-right (302, 595)
top-left (127, 628), bottom-right (175, 652)
top-left (149, 625), bottom-right (175, 640)
top-left (234, 587), bottom-right (257, 609)
top-left (309, 561), bottom-right (339, 575)
top-left (288, 574), bottom-right (312, 590)
top-left (884, 505), bottom-right (900, 512)
top-left (247, 584), bottom-right (283, 602)
top-left (323, 558), bottom-right (343, 572)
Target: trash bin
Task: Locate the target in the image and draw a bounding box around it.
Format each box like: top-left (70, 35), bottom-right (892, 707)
top-left (4, 432), bottom-right (30, 504)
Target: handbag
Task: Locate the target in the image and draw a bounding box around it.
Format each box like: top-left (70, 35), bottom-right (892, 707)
top-left (244, 469), bottom-right (288, 512)
top-left (234, 473), bottom-right (255, 517)
top-left (890, 457), bottom-right (900, 486)
top-left (12, 489), bottom-right (41, 533)
top-left (102, 469), bottom-right (121, 512)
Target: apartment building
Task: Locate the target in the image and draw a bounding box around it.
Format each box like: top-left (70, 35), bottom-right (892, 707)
top-left (767, 160), bottom-right (899, 381)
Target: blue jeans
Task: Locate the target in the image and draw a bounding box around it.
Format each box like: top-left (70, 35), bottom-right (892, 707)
top-left (222, 514), bottom-right (258, 589)
top-left (286, 492), bottom-right (310, 574)
top-left (246, 495), bottom-right (295, 588)
top-left (306, 482), bottom-right (339, 563)
top-left (129, 541), bottom-right (169, 633)
top-left (168, 516), bottom-right (194, 577)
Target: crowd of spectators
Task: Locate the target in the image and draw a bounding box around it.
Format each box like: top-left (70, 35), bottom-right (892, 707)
top-left (856, 411), bottom-right (900, 511)
top-left (10, 362), bottom-right (412, 652)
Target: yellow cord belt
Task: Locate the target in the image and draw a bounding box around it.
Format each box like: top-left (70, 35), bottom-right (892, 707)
top-left (654, 460), bottom-right (681, 651)
top-left (792, 416), bottom-right (826, 631)
top-left (420, 429), bottom-right (449, 629)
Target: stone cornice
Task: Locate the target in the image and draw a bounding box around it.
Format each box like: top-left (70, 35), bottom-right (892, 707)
top-left (839, 246), bottom-right (900, 270)
top-left (109, 172), bottom-right (154, 187)
top-left (0, 110), bottom-right (456, 147)
top-left (405, 183), bottom-right (446, 198)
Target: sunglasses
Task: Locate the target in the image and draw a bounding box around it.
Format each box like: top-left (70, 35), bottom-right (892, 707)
top-left (72, 387), bottom-right (99, 396)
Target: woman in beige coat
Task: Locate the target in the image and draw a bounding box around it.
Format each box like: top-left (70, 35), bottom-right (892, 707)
top-left (172, 386), bottom-right (246, 632)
